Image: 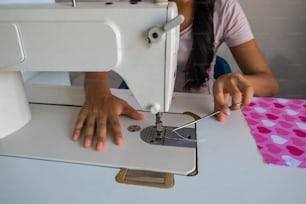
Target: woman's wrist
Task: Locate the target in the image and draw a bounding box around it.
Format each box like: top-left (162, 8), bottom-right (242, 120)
top-left (85, 72), bottom-right (112, 96)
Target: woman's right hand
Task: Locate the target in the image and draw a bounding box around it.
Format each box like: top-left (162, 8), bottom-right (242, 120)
top-left (72, 93), bottom-right (145, 151)
top-left (71, 72), bottom-right (144, 151)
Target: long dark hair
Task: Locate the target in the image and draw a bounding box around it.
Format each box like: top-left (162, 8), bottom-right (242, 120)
top-left (184, 0), bottom-right (215, 91)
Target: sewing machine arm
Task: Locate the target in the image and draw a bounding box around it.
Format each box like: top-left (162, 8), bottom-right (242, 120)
top-left (0, 1), bottom-right (182, 139)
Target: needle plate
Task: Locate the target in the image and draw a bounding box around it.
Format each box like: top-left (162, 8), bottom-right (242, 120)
top-left (140, 126), bottom-right (196, 148)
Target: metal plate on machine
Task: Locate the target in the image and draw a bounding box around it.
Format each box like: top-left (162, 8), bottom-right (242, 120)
top-left (140, 126), bottom-right (196, 148)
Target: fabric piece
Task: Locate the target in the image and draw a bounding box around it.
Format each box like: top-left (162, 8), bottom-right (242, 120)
top-left (174, 0), bottom-right (254, 94)
top-left (242, 97), bottom-right (306, 168)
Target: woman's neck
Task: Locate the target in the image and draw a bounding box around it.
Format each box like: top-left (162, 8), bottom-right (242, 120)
top-left (175, 0), bottom-right (194, 31)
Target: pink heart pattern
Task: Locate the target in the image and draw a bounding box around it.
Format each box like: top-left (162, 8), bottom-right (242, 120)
top-left (242, 97), bottom-right (306, 168)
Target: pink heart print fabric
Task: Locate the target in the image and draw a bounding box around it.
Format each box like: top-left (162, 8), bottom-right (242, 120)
top-left (241, 97), bottom-right (306, 168)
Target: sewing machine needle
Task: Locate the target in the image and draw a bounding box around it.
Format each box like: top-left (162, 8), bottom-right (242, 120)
top-left (172, 102), bottom-right (242, 132)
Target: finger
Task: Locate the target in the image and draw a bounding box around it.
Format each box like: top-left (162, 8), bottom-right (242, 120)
top-left (216, 111), bottom-right (226, 122)
top-left (241, 86), bottom-right (254, 107)
top-left (213, 82), bottom-right (227, 108)
top-left (83, 115), bottom-right (96, 148)
top-left (213, 91), bottom-right (231, 116)
top-left (108, 116), bottom-right (124, 146)
top-left (213, 102), bottom-right (230, 122)
top-left (230, 91), bottom-right (242, 111)
top-left (231, 74), bottom-right (253, 107)
top-left (95, 115), bottom-right (107, 151)
top-left (226, 80), bottom-right (242, 110)
top-left (72, 110), bottom-right (87, 141)
top-left (122, 104), bottom-right (145, 120)
top-left (213, 89), bottom-right (227, 110)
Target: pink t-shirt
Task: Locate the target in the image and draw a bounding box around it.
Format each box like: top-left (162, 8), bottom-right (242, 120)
top-left (174, 0), bottom-right (254, 94)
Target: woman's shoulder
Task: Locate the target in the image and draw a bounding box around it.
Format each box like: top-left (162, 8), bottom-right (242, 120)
top-left (213, 0), bottom-right (244, 35)
top-left (214, 0), bottom-right (241, 14)
top-left (213, 0), bottom-right (254, 48)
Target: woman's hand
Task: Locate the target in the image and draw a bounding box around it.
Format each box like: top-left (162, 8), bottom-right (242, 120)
top-left (72, 72), bottom-right (145, 151)
top-left (213, 39), bottom-right (279, 121)
top-left (213, 72), bottom-right (254, 121)
top-left (72, 93), bottom-right (145, 151)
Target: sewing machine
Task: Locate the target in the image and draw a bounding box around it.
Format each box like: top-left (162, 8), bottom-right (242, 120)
top-left (1, 0), bottom-right (306, 199)
top-left (0, 0), bottom-right (200, 179)
top-left (0, 0), bottom-right (184, 139)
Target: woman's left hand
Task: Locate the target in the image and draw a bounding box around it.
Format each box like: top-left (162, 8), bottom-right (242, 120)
top-left (213, 72), bottom-right (254, 121)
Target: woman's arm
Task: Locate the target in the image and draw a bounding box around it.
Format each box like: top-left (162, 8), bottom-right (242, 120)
top-left (213, 39), bottom-right (279, 121)
top-left (84, 72), bottom-right (112, 96)
top-left (229, 39), bottom-right (278, 96)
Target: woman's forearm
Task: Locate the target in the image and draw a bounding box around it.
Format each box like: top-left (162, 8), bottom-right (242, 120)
top-left (244, 72), bottom-right (279, 97)
top-left (230, 40), bottom-right (279, 97)
top-left (85, 72), bottom-right (111, 98)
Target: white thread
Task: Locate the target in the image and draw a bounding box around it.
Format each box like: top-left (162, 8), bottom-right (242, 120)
top-left (171, 130), bottom-right (207, 143)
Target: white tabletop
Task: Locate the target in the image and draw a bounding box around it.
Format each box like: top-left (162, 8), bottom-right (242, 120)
top-left (0, 85), bottom-right (306, 204)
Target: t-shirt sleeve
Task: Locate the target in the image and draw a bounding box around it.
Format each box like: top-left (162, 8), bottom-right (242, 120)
top-left (221, 0), bottom-right (254, 47)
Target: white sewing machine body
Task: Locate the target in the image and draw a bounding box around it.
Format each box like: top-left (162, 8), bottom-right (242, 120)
top-left (0, 0), bottom-right (181, 139)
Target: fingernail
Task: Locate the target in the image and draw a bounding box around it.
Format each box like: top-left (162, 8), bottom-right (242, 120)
top-left (224, 109), bottom-right (231, 116)
top-left (116, 137), bottom-right (123, 146)
top-left (84, 139), bottom-right (91, 148)
top-left (96, 142), bottom-right (104, 151)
